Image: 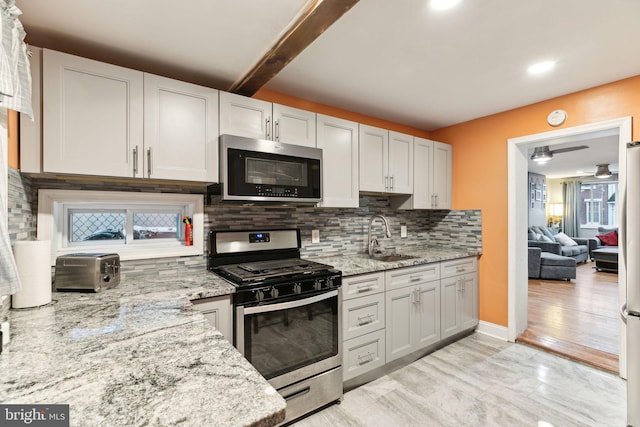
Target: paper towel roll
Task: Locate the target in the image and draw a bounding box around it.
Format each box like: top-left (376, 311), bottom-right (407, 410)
top-left (11, 240), bottom-right (52, 309)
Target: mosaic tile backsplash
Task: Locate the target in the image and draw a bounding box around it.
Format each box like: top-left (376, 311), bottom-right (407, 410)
top-left (7, 168), bottom-right (481, 277)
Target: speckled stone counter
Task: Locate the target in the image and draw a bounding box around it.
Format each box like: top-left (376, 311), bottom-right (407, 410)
top-left (0, 272), bottom-right (286, 427)
top-left (315, 247), bottom-right (481, 277)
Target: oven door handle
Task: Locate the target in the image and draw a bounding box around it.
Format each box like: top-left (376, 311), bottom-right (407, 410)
top-left (242, 289), bottom-right (339, 315)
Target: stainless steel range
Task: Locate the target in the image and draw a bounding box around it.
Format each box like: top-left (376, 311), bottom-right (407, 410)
top-left (209, 229), bottom-right (343, 425)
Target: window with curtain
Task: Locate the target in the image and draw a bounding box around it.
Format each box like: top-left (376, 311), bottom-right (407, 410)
top-left (580, 182), bottom-right (618, 227)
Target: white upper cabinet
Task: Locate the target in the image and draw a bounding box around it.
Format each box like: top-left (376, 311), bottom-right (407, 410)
top-left (219, 92), bottom-right (272, 140)
top-left (39, 49), bottom-right (218, 182)
top-left (272, 104), bottom-right (316, 147)
top-left (219, 92), bottom-right (316, 147)
top-left (316, 114), bottom-right (359, 208)
top-left (143, 73), bottom-right (219, 181)
top-left (392, 137), bottom-right (452, 209)
top-left (359, 125), bottom-right (388, 192)
top-left (359, 125), bottom-right (413, 194)
top-left (388, 131), bottom-right (414, 194)
top-left (432, 141), bottom-right (452, 209)
top-left (43, 49), bottom-right (143, 177)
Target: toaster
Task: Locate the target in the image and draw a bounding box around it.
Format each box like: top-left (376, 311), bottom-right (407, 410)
top-left (55, 253), bottom-right (121, 292)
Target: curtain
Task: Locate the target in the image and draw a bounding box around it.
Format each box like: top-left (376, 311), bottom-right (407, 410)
top-left (0, 0), bottom-right (32, 118)
top-left (562, 179), bottom-right (581, 237)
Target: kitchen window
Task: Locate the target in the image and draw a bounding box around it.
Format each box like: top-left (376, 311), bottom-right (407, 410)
top-left (38, 190), bottom-right (203, 264)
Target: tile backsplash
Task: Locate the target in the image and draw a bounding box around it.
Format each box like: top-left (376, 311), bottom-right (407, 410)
top-left (7, 168), bottom-right (481, 276)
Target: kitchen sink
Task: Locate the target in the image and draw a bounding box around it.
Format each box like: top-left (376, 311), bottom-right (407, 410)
top-left (371, 254), bottom-right (418, 262)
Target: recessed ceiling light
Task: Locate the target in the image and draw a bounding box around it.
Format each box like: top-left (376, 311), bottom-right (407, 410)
top-left (528, 60), bottom-right (555, 75)
top-left (430, 0), bottom-right (462, 11)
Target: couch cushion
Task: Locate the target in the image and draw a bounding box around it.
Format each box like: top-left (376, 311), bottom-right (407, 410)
top-left (560, 245), bottom-right (588, 257)
top-left (540, 252), bottom-right (576, 267)
top-left (535, 226), bottom-right (557, 242)
top-left (597, 230), bottom-right (618, 246)
top-left (554, 232), bottom-right (578, 246)
top-left (598, 226), bottom-right (618, 234)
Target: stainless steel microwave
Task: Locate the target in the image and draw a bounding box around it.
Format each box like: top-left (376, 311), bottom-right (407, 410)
top-left (219, 134), bottom-right (322, 203)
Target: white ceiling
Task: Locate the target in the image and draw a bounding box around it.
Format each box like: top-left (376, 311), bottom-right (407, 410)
top-left (17, 0), bottom-right (640, 133)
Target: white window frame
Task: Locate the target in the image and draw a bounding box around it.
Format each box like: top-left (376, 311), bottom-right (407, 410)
top-left (38, 189), bottom-right (204, 265)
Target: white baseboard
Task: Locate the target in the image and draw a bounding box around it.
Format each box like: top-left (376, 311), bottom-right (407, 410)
top-left (476, 321), bottom-right (509, 341)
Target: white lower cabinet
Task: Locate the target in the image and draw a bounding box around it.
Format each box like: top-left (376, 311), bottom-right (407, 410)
top-left (441, 257), bottom-right (479, 339)
top-left (191, 295), bottom-right (232, 341)
top-left (341, 257), bottom-right (478, 385)
top-left (342, 272), bottom-right (386, 381)
top-left (385, 264), bottom-right (441, 363)
top-left (343, 329), bottom-right (386, 382)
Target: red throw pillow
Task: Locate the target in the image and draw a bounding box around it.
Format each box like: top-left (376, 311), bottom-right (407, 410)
top-left (597, 230), bottom-right (618, 246)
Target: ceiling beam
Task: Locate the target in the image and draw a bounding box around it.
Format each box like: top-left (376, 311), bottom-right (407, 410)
top-left (230, 0), bottom-right (359, 96)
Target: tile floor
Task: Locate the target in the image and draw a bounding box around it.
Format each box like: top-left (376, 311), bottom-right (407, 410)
top-left (293, 333), bottom-right (627, 427)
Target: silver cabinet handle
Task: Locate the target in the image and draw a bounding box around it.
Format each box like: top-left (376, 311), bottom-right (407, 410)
top-left (456, 266), bottom-right (465, 273)
top-left (356, 284), bottom-right (373, 293)
top-left (132, 146), bottom-right (139, 176)
top-left (431, 194), bottom-right (435, 208)
top-left (384, 176), bottom-right (389, 191)
top-left (409, 274), bottom-right (422, 282)
top-left (357, 314), bottom-right (374, 326)
top-left (435, 194), bottom-right (439, 207)
top-left (266, 117), bottom-right (271, 140)
top-left (146, 147), bottom-right (152, 177)
top-left (415, 288), bottom-right (421, 304)
top-left (390, 175), bottom-right (394, 191)
top-left (357, 351), bottom-right (375, 365)
top-left (275, 119), bottom-right (280, 141)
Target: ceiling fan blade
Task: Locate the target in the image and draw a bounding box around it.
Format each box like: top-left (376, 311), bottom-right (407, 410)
top-left (549, 145), bottom-right (589, 155)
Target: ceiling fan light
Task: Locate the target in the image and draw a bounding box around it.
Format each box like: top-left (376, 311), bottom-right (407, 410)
top-left (530, 147), bottom-right (552, 163)
top-left (595, 164), bottom-right (612, 179)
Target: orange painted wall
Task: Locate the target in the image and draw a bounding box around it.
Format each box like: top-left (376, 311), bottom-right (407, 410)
top-left (7, 109), bottom-right (19, 169)
top-left (253, 88), bottom-right (431, 139)
top-left (431, 74), bottom-right (640, 327)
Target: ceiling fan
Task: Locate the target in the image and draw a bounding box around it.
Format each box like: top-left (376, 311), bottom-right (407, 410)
top-left (530, 145), bottom-right (589, 163)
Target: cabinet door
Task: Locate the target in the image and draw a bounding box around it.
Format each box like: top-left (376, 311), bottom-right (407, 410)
top-left (385, 285), bottom-right (415, 362)
top-left (316, 114), bottom-right (359, 208)
top-left (43, 49), bottom-right (143, 177)
top-left (343, 292), bottom-right (385, 341)
top-left (144, 74), bottom-right (219, 182)
top-left (359, 124), bottom-right (388, 192)
top-left (441, 275), bottom-right (461, 339)
top-left (460, 273), bottom-right (478, 330)
top-left (415, 281), bottom-right (441, 349)
top-left (432, 141), bottom-right (452, 209)
top-left (388, 131), bottom-right (413, 194)
top-left (192, 295), bottom-right (232, 341)
top-left (412, 137), bottom-right (434, 209)
top-left (219, 92), bottom-right (272, 140)
top-left (273, 104), bottom-right (316, 147)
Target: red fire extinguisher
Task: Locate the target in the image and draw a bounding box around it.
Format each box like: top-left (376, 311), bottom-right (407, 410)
top-left (183, 216), bottom-right (193, 246)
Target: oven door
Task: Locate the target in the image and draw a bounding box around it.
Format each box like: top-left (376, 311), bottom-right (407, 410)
top-left (235, 289), bottom-right (342, 390)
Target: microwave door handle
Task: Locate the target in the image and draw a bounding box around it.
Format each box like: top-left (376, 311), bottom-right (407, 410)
top-left (243, 289), bottom-right (338, 315)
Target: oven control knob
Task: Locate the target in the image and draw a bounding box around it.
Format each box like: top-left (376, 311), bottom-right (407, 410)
top-left (255, 289), bottom-right (265, 302)
top-left (293, 283), bottom-right (302, 294)
top-left (314, 279), bottom-right (323, 290)
top-left (327, 277), bottom-right (334, 288)
top-left (270, 287), bottom-right (279, 298)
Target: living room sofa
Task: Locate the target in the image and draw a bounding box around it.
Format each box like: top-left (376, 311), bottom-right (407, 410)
top-left (527, 225), bottom-right (595, 264)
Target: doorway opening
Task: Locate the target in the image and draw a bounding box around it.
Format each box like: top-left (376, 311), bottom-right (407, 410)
top-left (507, 116), bottom-right (630, 378)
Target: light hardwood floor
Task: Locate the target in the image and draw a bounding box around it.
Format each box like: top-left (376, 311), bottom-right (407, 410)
top-left (293, 333), bottom-right (626, 426)
top-left (518, 261), bottom-right (619, 373)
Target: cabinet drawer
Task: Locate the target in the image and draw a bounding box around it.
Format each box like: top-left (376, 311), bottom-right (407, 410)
top-left (343, 329), bottom-right (386, 382)
top-left (385, 263), bottom-right (440, 291)
top-left (343, 292), bottom-right (385, 341)
top-left (342, 272), bottom-right (385, 300)
top-left (441, 257), bottom-right (477, 279)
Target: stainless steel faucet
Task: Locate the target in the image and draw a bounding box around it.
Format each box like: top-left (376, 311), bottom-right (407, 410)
top-left (368, 215), bottom-right (391, 256)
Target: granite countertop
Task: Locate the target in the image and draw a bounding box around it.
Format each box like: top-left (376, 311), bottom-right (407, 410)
top-left (315, 247), bottom-right (482, 276)
top-left (0, 247), bottom-right (479, 427)
top-left (0, 272), bottom-right (286, 427)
